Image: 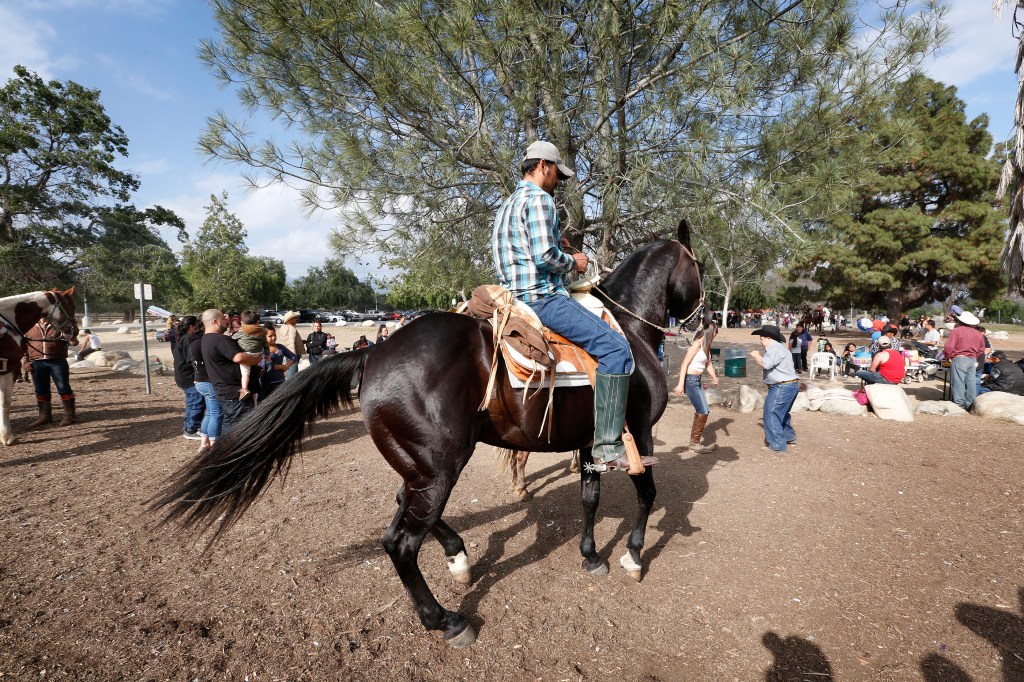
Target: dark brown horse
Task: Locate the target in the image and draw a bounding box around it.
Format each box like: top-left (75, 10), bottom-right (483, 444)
top-left (152, 220), bottom-right (704, 647)
top-left (0, 288), bottom-right (78, 445)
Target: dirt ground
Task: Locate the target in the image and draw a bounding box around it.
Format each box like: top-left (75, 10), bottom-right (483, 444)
top-left (2, 324), bottom-right (1023, 681)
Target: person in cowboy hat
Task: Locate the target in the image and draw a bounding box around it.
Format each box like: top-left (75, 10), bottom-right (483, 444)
top-left (276, 311), bottom-right (303, 379)
top-left (943, 310), bottom-right (985, 410)
top-left (492, 140), bottom-right (637, 473)
top-left (749, 325), bottom-right (799, 454)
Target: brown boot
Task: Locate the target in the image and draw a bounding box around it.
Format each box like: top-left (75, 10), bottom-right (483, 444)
top-left (688, 413), bottom-right (716, 453)
top-left (59, 395), bottom-right (76, 427)
top-left (29, 399), bottom-right (52, 428)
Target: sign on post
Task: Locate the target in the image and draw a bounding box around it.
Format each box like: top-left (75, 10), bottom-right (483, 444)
top-left (136, 283), bottom-right (153, 395)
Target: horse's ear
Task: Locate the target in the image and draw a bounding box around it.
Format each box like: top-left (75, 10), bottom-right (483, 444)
top-left (63, 286), bottom-right (75, 299)
top-left (676, 219), bottom-right (692, 249)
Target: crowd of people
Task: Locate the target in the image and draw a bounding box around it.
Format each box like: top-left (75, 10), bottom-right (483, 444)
top-left (168, 309), bottom-right (400, 454)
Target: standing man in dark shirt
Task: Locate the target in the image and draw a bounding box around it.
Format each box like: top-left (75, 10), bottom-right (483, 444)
top-left (305, 320), bottom-right (329, 364)
top-left (200, 308), bottom-right (261, 434)
top-left (171, 315), bottom-right (204, 440)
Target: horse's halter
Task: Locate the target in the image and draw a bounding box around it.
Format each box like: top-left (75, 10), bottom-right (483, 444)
top-left (45, 291), bottom-right (79, 338)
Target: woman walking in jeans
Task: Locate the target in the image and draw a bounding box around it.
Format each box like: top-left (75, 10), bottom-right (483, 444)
top-left (672, 323), bottom-right (720, 453)
top-left (750, 325), bottom-right (800, 454)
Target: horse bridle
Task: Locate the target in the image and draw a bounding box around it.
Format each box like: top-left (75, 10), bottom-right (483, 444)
top-left (588, 239), bottom-right (706, 337)
top-left (0, 290), bottom-right (78, 346)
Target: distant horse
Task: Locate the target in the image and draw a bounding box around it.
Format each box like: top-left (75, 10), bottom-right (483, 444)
top-left (800, 306), bottom-right (825, 333)
top-left (153, 220), bottom-right (704, 648)
top-left (0, 288), bottom-right (79, 445)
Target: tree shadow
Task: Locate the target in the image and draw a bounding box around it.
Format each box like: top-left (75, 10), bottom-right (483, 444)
top-left (762, 631), bottom-right (834, 681)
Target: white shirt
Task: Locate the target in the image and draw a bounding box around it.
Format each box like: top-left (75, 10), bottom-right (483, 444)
top-left (922, 330), bottom-right (940, 346)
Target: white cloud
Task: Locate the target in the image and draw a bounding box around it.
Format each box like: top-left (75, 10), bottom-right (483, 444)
top-left (131, 158), bottom-right (173, 176)
top-left (149, 174), bottom-right (371, 279)
top-left (924, 4), bottom-right (1016, 88)
top-left (0, 6), bottom-right (68, 78)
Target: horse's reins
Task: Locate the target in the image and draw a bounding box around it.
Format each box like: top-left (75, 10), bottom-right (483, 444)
top-left (570, 240), bottom-right (706, 339)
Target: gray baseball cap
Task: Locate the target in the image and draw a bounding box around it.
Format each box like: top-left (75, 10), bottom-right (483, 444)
top-left (522, 140), bottom-right (574, 178)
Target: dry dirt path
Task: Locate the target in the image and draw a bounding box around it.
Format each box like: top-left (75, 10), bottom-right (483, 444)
top-left (1, 324), bottom-right (1022, 680)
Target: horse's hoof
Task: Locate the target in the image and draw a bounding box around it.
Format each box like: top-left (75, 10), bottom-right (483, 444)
top-left (619, 552), bottom-right (643, 582)
top-left (446, 551), bottom-right (472, 585)
top-left (513, 487), bottom-right (527, 501)
top-left (444, 622), bottom-right (477, 648)
top-left (583, 558), bottom-right (609, 577)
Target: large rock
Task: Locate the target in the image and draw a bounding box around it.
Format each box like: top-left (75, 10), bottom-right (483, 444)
top-left (819, 399), bottom-right (867, 416)
top-left (864, 384), bottom-right (914, 422)
top-left (972, 392), bottom-right (1024, 425)
top-left (915, 400), bottom-right (968, 417)
top-left (116, 326), bottom-right (131, 334)
top-left (89, 351), bottom-right (129, 367)
top-left (790, 392), bottom-right (811, 412)
top-left (736, 384), bottom-right (764, 414)
top-left (703, 387), bottom-right (736, 409)
top-left (805, 386), bottom-right (858, 412)
top-left (113, 359), bottom-right (139, 372)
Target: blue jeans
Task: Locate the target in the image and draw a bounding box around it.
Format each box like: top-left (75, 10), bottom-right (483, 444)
top-left (854, 370), bottom-right (893, 385)
top-left (527, 295), bottom-right (633, 374)
top-left (219, 397), bottom-right (253, 435)
top-left (763, 381), bottom-right (799, 452)
top-left (950, 355), bottom-right (977, 410)
top-left (683, 375), bottom-right (709, 414)
top-left (309, 353), bottom-right (322, 364)
top-left (30, 359), bottom-right (72, 398)
top-left (285, 361), bottom-right (299, 380)
top-left (182, 385), bottom-right (204, 434)
top-left (194, 381), bottom-right (221, 439)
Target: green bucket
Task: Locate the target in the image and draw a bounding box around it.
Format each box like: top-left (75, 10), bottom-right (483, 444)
top-left (724, 356), bottom-right (746, 378)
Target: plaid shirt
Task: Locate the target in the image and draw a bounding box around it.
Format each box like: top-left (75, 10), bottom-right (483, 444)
top-left (492, 180), bottom-right (575, 302)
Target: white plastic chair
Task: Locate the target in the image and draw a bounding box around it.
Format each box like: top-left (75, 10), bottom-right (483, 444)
top-left (808, 352), bottom-right (837, 381)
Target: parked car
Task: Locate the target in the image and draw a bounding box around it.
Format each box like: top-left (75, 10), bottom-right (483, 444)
top-left (155, 328), bottom-right (171, 341)
top-left (260, 310), bottom-right (285, 325)
top-left (337, 309), bottom-right (363, 321)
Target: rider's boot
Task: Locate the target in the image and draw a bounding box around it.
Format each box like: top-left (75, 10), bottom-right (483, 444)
top-left (593, 372), bottom-right (629, 464)
top-left (59, 394), bottom-right (76, 427)
top-left (29, 397), bottom-right (52, 428)
top-left (688, 413), bottom-right (716, 453)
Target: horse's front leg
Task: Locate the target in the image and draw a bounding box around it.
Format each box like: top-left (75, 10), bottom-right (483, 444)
top-left (0, 374), bottom-right (16, 446)
top-left (619, 468), bottom-right (656, 581)
top-left (577, 447), bottom-right (608, 576)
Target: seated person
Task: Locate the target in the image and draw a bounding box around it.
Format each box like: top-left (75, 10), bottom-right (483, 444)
top-left (979, 351), bottom-right (1024, 396)
top-left (840, 343), bottom-right (859, 377)
top-left (352, 335), bottom-right (374, 350)
top-left (855, 336), bottom-right (906, 385)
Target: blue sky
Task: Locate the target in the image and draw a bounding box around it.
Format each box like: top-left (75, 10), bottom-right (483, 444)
top-left (1, 1), bottom-right (1019, 281)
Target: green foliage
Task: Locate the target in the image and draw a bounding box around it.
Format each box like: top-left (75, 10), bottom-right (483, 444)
top-left (77, 205), bottom-right (190, 315)
top-left (794, 76), bottom-right (1006, 318)
top-left (0, 66), bottom-right (139, 291)
top-left (199, 0), bottom-right (945, 302)
top-left (286, 258), bottom-right (375, 310)
top-left (180, 192), bottom-right (287, 312)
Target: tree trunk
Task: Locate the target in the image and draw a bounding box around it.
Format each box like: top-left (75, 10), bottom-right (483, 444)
top-left (720, 285), bottom-right (732, 328)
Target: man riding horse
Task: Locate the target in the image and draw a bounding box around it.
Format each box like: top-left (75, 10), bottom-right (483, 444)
top-left (492, 140), bottom-right (634, 473)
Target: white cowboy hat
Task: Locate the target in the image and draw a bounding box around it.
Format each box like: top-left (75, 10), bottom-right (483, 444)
top-left (283, 310), bottom-right (299, 323)
top-left (955, 311), bottom-right (980, 326)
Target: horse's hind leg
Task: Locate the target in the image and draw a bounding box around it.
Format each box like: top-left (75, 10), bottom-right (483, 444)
top-left (383, 481), bottom-right (476, 647)
top-left (577, 447), bottom-right (609, 576)
top-left (509, 451), bottom-right (529, 499)
top-left (620, 468), bottom-right (657, 582)
top-left (0, 374), bottom-right (16, 445)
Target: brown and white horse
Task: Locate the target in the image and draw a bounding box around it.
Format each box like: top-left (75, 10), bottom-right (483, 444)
top-left (0, 288), bottom-right (78, 445)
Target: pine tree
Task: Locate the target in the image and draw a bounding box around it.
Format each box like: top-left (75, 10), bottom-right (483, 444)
top-left (799, 76), bottom-right (1006, 318)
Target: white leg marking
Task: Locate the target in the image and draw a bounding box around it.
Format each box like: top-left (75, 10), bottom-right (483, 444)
top-left (446, 550), bottom-right (471, 584)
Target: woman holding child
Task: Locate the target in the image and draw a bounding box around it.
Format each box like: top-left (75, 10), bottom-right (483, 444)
top-left (262, 326), bottom-right (297, 396)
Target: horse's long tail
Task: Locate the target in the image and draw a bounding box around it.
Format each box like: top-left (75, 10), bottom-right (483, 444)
top-left (150, 348), bottom-right (370, 544)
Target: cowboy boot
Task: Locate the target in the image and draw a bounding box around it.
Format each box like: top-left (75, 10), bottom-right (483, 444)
top-left (29, 398), bottom-right (52, 428)
top-left (59, 395), bottom-right (76, 427)
top-left (688, 413), bottom-right (716, 453)
top-left (593, 372), bottom-right (629, 463)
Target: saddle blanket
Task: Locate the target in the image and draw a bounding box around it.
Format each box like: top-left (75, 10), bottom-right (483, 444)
top-left (504, 342), bottom-right (593, 389)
